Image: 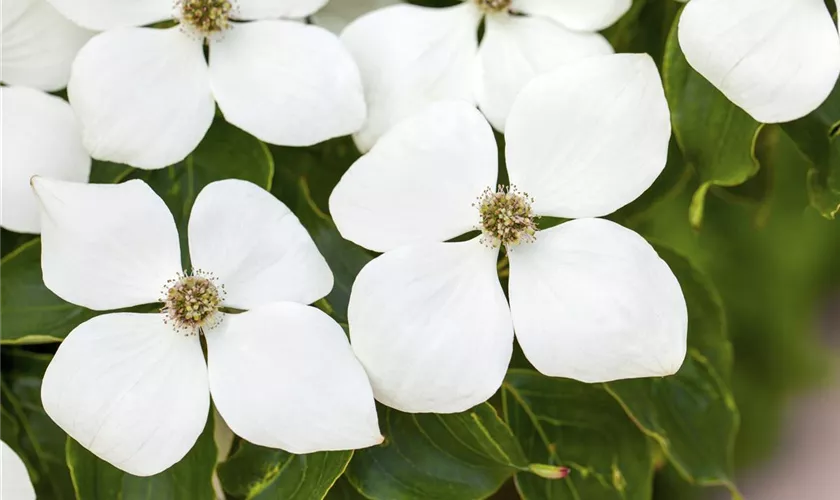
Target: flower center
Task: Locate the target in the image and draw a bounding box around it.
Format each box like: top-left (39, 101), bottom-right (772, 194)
top-left (474, 0), bottom-right (511, 13)
top-left (161, 270), bottom-right (225, 335)
top-left (178, 0), bottom-right (233, 35)
top-left (475, 185), bottom-right (538, 249)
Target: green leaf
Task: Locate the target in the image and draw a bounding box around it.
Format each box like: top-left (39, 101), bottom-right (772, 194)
top-left (324, 477), bottom-right (368, 500)
top-left (344, 403), bottom-right (531, 500)
top-left (604, 247), bottom-right (741, 498)
top-left (662, 9), bottom-right (763, 229)
top-left (603, 0), bottom-right (679, 65)
top-left (66, 412), bottom-right (217, 500)
top-left (503, 371), bottom-right (654, 500)
top-left (218, 442), bottom-right (351, 499)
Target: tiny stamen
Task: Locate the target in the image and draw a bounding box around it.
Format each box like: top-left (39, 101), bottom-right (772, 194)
top-left (474, 184), bottom-right (538, 249)
top-left (177, 0), bottom-right (233, 36)
top-left (474, 0), bottom-right (511, 13)
top-left (160, 269), bottom-right (225, 336)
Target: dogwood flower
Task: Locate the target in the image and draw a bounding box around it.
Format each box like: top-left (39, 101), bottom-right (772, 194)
top-left (1, 0), bottom-right (93, 91)
top-left (678, 0), bottom-right (840, 123)
top-left (341, 0), bottom-right (630, 151)
top-left (330, 54), bottom-right (688, 413)
top-left (47, 0), bottom-right (366, 169)
top-left (1, 442), bottom-right (36, 500)
top-left (33, 178), bottom-right (382, 476)
top-left (2, 87), bottom-right (91, 235)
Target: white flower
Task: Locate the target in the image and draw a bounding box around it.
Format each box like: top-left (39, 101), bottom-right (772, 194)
top-left (48, 0), bottom-right (366, 170)
top-left (1, 442), bottom-right (36, 500)
top-left (33, 178), bottom-right (382, 476)
top-left (329, 54), bottom-right (688, 414)
top-left (1, 0), bottom-right (94, 91)
top-left (1, 87), bottom-right (91, 234)
top-left (678, 0), bottom-right (840, 123)
top-left (341, 0), bottom-right (630, 151)
top-left (312, 0), bottom-right (399, 34)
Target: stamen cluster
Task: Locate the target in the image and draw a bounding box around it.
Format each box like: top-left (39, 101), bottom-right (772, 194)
top-left (475, 185), bottom-right (538, 249)
top-left (161, 270), bottom-right (225, 335)
top-left (178, 0), bottom-right (233, 35)
top-left (475, 0), bottom-right (512, 13)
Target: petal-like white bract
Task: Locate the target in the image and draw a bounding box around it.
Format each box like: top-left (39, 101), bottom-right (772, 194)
top-left (508, 219), bottom-right (687, 382)
top-left (330, 101), bottom-right (497, 253)
top-left (234, 0), bottom-right (327, 20)
top-left (1, 0), bottom-right (94, 91)
top-left (207, 303), bottom-right (382, 453)
top-left (189, 180), bottom-right (333, 309)
top-left (41, 313), bottom-right (210, 476)
top-left (1, 87), bottom-right (90, 234)
top-left (349, 239), bottom-right (513, 413)
top-left (33, 177), bottom-right (182, 310)
top-left (312, 0), bottom-right (401, 34)
top-left (47, 0), bottom-right (173, 30)
top-left (678, 0), bottom-right (840, 124)
top-left (68, 27), bottom-right (214, 169)
top-left (513, 0), bottom-right (631, 31)
top-left (1, 442), bottom-right (35, 500)
top-left (341, 3), bottom-right (482, 152)
top-left (209, 20), bottom-right (365, 147)
top-left (475, 14), bottom-right (612, 132)
top-left (505, 53), bottom-right (671, 218)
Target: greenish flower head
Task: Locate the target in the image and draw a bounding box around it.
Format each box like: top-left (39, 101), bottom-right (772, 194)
top-left (162, 270), bottom-right (224, 334)
top-left (475, 0), bottom-right (512, 14)
top-left (179, 0), bottom-right (233, 36)
top-left (476, 185), bottom-right (537, 249)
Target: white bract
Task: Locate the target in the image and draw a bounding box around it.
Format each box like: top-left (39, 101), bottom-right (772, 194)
top-left (678, 0), bottom-right (840, 123)
top-left (33, 178), bottom-right (382, 476)
top-left (1, 442), bottom-right (36, 500)
top-left (1, 87), bottom-right (91, 235)
top-left (49, 0), bottom-right (366, 170)
top-left (341, 0), bottom-right (630, 151)
top-left (330, 54), bottom-right (688, 414)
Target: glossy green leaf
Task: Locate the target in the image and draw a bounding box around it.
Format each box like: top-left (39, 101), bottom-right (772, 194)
top-left (503, 371), bottom-right (654, 500)
top-left (218, 442), bottom-right (351, 500)
top-left (66, 412), bottom-right (217, 500)
top-left (662, 10), bottom-right (763, 229)
top-left (344, 403), bottom-right (532, 500)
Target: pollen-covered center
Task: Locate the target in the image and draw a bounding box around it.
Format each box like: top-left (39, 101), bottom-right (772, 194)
top-left (161, 270), bottom-right (225, 335)
top-left (476, 185), bottom-right (538, 249)
top-left (474, 0), bottom-right (512, 13)
top-left (178, 0), bottom-right (233, 35)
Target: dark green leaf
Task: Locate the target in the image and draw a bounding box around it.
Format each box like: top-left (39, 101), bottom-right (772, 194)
top-left (603, 0), bottom-right (679, 65)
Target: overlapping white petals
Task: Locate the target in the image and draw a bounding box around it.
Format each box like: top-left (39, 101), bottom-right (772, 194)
top-left (476, 14), bottom-right (612, 131)
top-left (513, 0), bottom-right (631, 31)
top-left (678, 0), bottom-right (840, 123)
top-left (206, 303), bottom-right (382, 453)
top-left (1, 442), bottom-right (35, 500)
top-left (41, 313), bottom-right (210, 477)
top-left (312, 0), bottom-right (400, 34)
top-left (2, 87), bottom-right (90, 234)
top-left (349, 239), bottom-right (513, 413)
top-left (506, 53), bottom-right (671, 218)
top-left (33, 177), bottom-right (182, 310)
top-left (47, 0), bottom-right (173, 30)
top-left (68, 27), bottom-right (214, 169)
top-left (1, 0), bottom-right (94, 91)
top-left (209, 21), bottom-right (365, 147)
top-left (234, 0), bottom-right (327, 20)
top-left (508, 219), bottom-right (687, 382)
top-left (189, 180), bottom-right (333, 309)
top-left (341, 3), bottom-right (482, 151)
top-left (330, 102), bottom-right (497, 252)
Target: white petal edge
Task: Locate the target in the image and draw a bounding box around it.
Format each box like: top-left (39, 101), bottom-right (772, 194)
top-left (508, 218), bottom-right (687, 382)
top-left (513, 0), bottom-right (631, 31)
top-left (1, 87), bottom-right (90, 234)
top-left (234, 0), bottom-right (327, 20)
top-left (341, 3), bottom-right (482, 152)
top-left (678, 0), bottom-right (840, 124)
top-left (41, 313), bottom-right (210, 476)
top-left (505, 53), bottom-right (671, 218)
top-left (311, 0), bottom-right (401, 34)
top-left (33, 177), bottom-right (182, 310)
top-left (209, 20), bottom-right (365, 147)
top-left (68, 27), bottom-right (214, 169)
top-left (206, 303), bottom-right (382, 453)
top-left (330, 101), bottom-right (498, 253)
top-left (189, 179), bottom-right (333, 309)
top-left (47, 0), bottom-right (173, 30)
top-left (1, 0), bottom-right (94, 91)
top-left (475, 14), bottom-right (613, 132)
top-left (1, 442), bottom-right (36, 500)
top-left (349, 239), bottom-right (514, 413)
